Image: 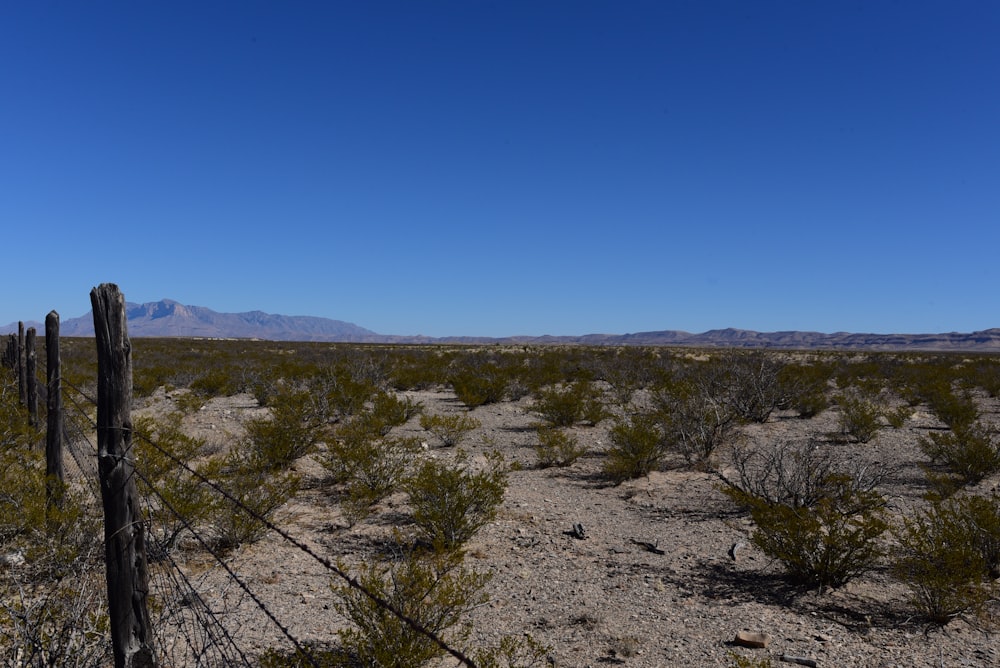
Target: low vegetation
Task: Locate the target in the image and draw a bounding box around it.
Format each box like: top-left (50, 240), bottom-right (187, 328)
top-left (5, 337), bottom-right (1000, 664)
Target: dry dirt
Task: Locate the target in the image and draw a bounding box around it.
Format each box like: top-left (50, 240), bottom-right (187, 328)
top-left (135, 386), bottom-right (1000, 668)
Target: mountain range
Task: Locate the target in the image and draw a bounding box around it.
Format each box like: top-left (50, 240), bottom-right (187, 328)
top-left (3, 299), bottom-right (1000, 351)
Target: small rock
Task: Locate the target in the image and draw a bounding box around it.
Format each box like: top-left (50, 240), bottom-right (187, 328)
top-left (734, 631), bottom-right (771, 648)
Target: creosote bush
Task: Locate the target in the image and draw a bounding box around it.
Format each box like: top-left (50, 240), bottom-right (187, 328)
top-left (603, 413), bottom-right (665, 483)
top-left (201, 444), bottom-right (300, 552)
top-left (920, 420), bottom-right (1000, 489)
top-left (531, 380), bottom-right (607, 427)
top-left (133, 414), bottom-right (214, 554)
top-left (331, 546), bottom-right (490, 667)
top-left (0, 382), bottom-right (110, 665)
top-left (653, 362), bottom-right (741, 468)
top-left (405, 449), bottom-right (507, 552)
top-left (722, 441), bottom-right (889, 591)
top-left (244, 385), bottom-right (329, 470)
top-left (892, 496), bottom-right (1000, 624)
top-left (534, 426), bottom-right (586, 468)
top-left (834, 391), bottom-right (882, 443)
top-left (419, 412), bottom-right (481, 448)
top-left (450, 362), bottom-right (510, 408)
top-left (321, 414), bottom-right (413, 525)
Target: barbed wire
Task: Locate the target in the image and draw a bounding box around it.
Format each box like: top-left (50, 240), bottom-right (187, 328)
top-left (6, 356), bottom-right (483, 668)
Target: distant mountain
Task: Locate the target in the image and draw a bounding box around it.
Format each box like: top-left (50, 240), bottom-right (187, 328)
top-left (452, 327), bottom-right (1000, 352)
top-left (2, 299), bottom-right (378, 342)
top-left (2, 300), bottom-right (999, 351)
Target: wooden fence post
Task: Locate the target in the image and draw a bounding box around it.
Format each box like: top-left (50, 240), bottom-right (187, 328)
top-left (25, 327), bottom-right (38, 427)
top-left (2, 334), bottom-right (15, 369)
top-left (91, 284), bottom-right (156, 668)
top-left (18, 321), bottom-right (26, 405)
top-left (45, 311), bottom-right (64, 509)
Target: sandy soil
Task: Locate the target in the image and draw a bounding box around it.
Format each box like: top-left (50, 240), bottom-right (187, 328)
top-left (134, 385), bottom-right (1000, 668)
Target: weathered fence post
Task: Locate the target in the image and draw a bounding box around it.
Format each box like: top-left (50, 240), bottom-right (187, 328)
top-left (18, 321), bottom-right (26, 405)
top-left (2, 334), bottom-right (16, 369)
top-left (45, 311), bottom-right (65, 509)
top-left (25, 327), bottom-right (38, 427)
top-left (92, 284), bottom-right (156, 668)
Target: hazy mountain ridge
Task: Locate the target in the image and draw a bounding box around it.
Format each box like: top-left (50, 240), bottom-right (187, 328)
top-left (3, 300), bottom-right (999, 351)
top-left (2, 299), bottom-right (378, 342)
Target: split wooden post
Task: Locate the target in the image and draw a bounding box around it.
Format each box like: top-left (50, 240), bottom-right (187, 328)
top-left (45, 311), bottom-right (65, 509)
top-left (2, 334), bottom-right (16, 369)
top-left (25, 327), bottom-right (38, 427)
top-left (17, 321), bottom-right (26, 405)
top-left (91, 284), bottom-right (156, 668)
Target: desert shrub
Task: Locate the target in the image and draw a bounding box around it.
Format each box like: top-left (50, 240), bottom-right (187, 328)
top-left (531, 380), bottom-right (607, 428)
top-left (920, 420), bottom-right (1000, 487)
top-left (971, 360), bottom-right (1000, 398)
top-left (449, 360), bottom-right (510, 408)
top-left (892, 497), bottom-right (998, 624)
top-left (534, 426), bottom-right (586, 468)
top-left (190, 365), bottom-right (240, 397)
top-left (419, 412), bottom-right (480, 448)
top-left (603, 413), bottom-right (666, 483)
top-left (331, 547), bottom-right (490, 668)
top-left (244, 386), bottom-right (330, 469)
top-left (133, 414), bottom-right (215, 554)
top-left (312, 364), bottom-right (380, 419)
top-left (321, 419), bottom-right (412, 525)
top-left (656, 371), bottom-right (738, 468)
top-left (834, 391), bottom-right (882, 443)
top-left (201, 446), bottom-right (300, 552)
top-left (723, 350), bottom-right (785, 424)
top-left (884, 404), bottom-right (912, 429)
top-left (406, 449), bottom-right (507, 552)
top-left (0, 390), bottom-right (110, 665)
top-left (776, 362), bottom-right (831, 418)
top-left (595, 348), bottom-right (661, 407)
top-left (920, 381), bottom-right (979, 429)
top-left (722, 441), bottom-right (889, 591)
top-left (370, 391), bottom-right (423, 432)
top-left (958, 493), bottom-right (1000, 577)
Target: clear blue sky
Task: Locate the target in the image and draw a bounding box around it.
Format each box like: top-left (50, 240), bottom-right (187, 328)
top-left (2, 1), bottom-right (998, 337)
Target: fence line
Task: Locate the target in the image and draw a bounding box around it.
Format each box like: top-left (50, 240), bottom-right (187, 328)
top-left (2, 289), bottom-right (486, 667)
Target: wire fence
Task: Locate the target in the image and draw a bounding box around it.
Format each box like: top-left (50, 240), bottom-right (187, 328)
top-left (1, 305), bottom-right (483, 668)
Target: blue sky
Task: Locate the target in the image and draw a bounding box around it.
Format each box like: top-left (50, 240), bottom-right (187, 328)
top-left (2, 1), bottom-right (998, 337)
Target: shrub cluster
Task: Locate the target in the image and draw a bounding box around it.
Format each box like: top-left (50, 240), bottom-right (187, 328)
top-left (722, 440), bottom-right (889, 592)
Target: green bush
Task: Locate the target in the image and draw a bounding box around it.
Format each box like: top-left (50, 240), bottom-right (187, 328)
top-left (534, 426), bottom-right (586, 468)
top-left (406, 449), bottom-right (507, 552)
top-left (925, 384), bottom-right (980, 429)
top-left (321, 418), bottom-right (413, 525)
top-left (331, 547), bottom-right (490, 667)
top-left (201, 446), bottom-right (300, 552)
top-left (0, 382), bottom-right (110, 665)
top-left (776, 362), bottom-right (831, 418)
top-left (531, 381), bottom-right (607, 427)
top-left (449, 362), bottom-right (509, 408)
top-left (603, 413), bottom-right (666, 483)
top-left (884, 404), bottom-right (912, 429)
top-left (920, 421), bottom-right (1000, 487)
top-left (369, 391), bottom-right (423, 433)
top-left (834, 391), bottom-right (882, 443)
top-left (133, 414), bottom-right (214, 554)
top-left (419, 413), bottom-right (480, 448)
top-left (722, 441), bottom-right (889, 591)
top-left (892, 497), bottom-right (998, 624)
top-left (244, 386), bottom-right (329, 470)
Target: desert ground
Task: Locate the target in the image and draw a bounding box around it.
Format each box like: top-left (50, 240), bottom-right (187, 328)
top-left (129, 378), bottom-right (1000, 668)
